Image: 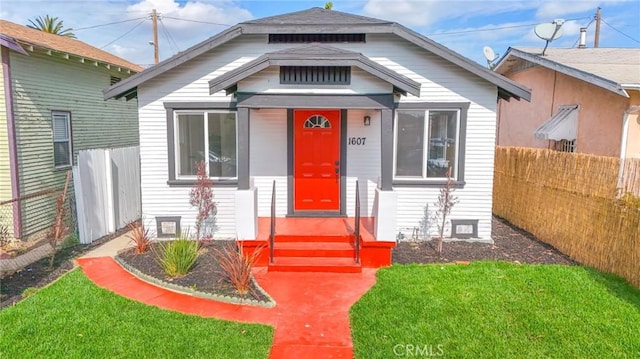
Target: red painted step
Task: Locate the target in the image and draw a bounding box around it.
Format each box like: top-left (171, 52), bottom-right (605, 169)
top-left (269, 257), bottom-right (361, 273)
top-left (274, 234), bottom-right (353, 243)
top-left (273, 242), bottom-right (355, 258)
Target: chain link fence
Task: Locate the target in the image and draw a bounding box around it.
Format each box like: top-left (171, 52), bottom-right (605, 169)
top-left (0, 185), bottom-right (76, 247)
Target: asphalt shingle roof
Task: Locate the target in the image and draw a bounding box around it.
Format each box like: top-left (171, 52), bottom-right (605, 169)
top-left (512, 47), bottom-right (640, 85)
top-left (0, 19), bottom-right (142, 72)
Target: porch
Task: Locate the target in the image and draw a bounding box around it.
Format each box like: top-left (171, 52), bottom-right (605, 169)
top-left (239, 217), bottom-right (395, 273)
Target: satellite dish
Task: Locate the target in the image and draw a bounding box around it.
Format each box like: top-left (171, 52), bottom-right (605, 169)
top-left (483, 46), bottom-right (496, 61)
top-left (482, 46), bottom-right (499, 69)
top-left (534, 23), bottom-right (564, 41)
top-left (535, 19), bottom-right (565, 56)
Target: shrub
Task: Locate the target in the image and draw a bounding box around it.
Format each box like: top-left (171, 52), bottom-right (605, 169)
top-left (155, 238), bottom-right (199, 277)
top-left (213, 243), bottom-right (262, 296)
top-left (127, 222), bottom-right (151, 254)
top-left (189, 161), bottom-right (216, 242)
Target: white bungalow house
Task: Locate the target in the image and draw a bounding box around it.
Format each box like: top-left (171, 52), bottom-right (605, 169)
top-left (105, 8), bottom-right (530, 271)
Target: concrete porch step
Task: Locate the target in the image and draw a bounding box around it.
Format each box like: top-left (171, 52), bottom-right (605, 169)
top-left (274, 234), bottom-right (354, 243)
top-left (273, 241), bottom-right (355, 258)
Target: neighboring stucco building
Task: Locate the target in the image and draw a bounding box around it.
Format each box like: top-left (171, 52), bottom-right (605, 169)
top-left (105, 8), bottom-right (529, 270)
top-left (494, 47), bottom-right (640, 158)
top-left (1, 20), bottom-right (142, 239)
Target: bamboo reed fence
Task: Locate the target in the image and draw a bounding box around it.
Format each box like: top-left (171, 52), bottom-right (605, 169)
top-left (493, 147), bottom-right (640, 288)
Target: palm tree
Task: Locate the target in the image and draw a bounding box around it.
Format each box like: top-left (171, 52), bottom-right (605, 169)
top-left (27, 15), bottom-right (76, 38)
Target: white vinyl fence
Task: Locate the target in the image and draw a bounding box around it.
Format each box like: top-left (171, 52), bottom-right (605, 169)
top-left (73, 146), bottom-right (141, 244)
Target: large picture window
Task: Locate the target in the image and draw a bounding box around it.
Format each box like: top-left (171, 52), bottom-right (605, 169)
top-left (52, 111), bottom-right (72, 168)
top-left (175, 111), bottom-right (237, 179)
top-left (395, 109), bottom-right (460, 179)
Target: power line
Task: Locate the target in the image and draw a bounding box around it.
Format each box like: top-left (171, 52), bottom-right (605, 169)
top-left (100, 18), bottom-right (147, 49)
top-left (427, 17), bottom-right (590, 37)
top-left (75, 17), bottom-right (146, 31)
top-left (158, 18), bottom-right (180, 54)
top-left (601, 18), bottom-right (640, 44)
top-left (162, 16), bottom-right (231, 27)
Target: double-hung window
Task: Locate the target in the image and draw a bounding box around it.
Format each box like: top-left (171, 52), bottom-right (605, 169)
top-left (174, 111), bottom-right (237, 179)
top-left (52, 111), bottom-right (72, 168)
top-left (394, 108), bottom-right (463, 181)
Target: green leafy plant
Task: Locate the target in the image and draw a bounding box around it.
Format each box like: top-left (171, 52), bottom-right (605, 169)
top-left (127, 221), bottom-right (151, 254)
top-left (189, 161), bottom-right (216, 243)
top-left (155, 238), bottom-right (199, 277)
top-left (213, 243), bottom-right (263, 296)
top-left (27, 15), bottom-right (76, 38)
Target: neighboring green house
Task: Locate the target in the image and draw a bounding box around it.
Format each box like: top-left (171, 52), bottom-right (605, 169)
top-left (0, 20), bottom-right (142, 240)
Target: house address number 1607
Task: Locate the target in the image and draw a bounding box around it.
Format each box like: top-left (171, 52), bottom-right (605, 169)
top-left (348, 137), bottom-right (366, 146)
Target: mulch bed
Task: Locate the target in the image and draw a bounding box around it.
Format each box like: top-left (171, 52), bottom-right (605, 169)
top-left (1, 216), bottom-right (575, 309)
top-left (0, 226), bottom-right (131, 308)
top-left (116, 241), bottom-right (271, 303)
top-left (393, 217), bottom-right (576, 265)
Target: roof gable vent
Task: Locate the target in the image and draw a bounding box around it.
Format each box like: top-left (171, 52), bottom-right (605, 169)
top-left (269, 33), bottom-right (365, 43)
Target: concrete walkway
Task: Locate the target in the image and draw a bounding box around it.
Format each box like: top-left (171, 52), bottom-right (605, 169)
top-left (76, 238), bottom-right (377, 359)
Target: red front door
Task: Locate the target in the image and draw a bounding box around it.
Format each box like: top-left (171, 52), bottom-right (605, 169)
top-left (294, 109), bottom-right (341, 211)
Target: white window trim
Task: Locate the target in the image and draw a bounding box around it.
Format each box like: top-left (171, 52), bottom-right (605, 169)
top-left (393, 109), bottom-right (461, 181)
top-left (173, 110), bottom-right (238, 181)
top-left (52, 111), bottom-right (72, 168)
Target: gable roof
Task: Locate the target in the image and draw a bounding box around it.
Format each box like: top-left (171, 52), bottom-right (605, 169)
top-left (0, 20), bottom-right (143, 73)
top-left (104, 7), bottom-right (530, 101)
top-left (494, 47), bottom-right (640, 98)
top-left (243, 7), bottom-right (391, 25)
top-left (208, 44), bottom-right (422, 96)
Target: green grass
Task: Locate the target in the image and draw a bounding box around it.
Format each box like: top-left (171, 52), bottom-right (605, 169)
top-left (351, 262), bottom-right (640, 358)
top-left (0, 269), bottom-right (273, 358)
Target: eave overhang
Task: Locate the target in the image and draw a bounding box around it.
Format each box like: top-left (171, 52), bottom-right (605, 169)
top-left (207, 45), bottom-right (422, 97)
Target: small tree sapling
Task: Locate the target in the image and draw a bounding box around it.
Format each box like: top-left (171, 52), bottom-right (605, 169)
top-left (434, 167), bottom-right (459, 256)
top-left (189, 161), bottom-right (216, 242)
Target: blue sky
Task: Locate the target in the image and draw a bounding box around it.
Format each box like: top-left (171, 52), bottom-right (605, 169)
top-left (1, 0), bottom-right (638, 67)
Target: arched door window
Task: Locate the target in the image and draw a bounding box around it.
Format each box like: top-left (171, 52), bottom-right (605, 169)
top-left (303, 115), bottom-right (331, 128)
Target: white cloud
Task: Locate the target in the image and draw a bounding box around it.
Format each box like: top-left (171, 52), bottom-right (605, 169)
top-left (362, 0), bottom-right (536, 27)
top-left (126, 0), bottom-right (252, 27)
top-left (1, 0), bottom-right (254, 65)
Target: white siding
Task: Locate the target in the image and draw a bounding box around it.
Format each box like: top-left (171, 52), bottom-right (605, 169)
top-left (250, 109), bottom-right (288, 216)
top-left (346, 109), bottom-right (381, 217)
top-left (138, 33), bottom-right (497, 240)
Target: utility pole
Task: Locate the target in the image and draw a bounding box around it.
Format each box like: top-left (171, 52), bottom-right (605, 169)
top-left (152, 9), bottom-right (159, 64)
top-left (594, 7), bottom-right (601, 48)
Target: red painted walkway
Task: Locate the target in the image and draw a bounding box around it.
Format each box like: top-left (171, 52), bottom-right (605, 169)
top-left (77, 257), bottom-right (377, 359)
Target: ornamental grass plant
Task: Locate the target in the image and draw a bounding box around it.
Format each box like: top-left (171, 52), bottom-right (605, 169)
top-left (155, 237), bottom-right (199, 277)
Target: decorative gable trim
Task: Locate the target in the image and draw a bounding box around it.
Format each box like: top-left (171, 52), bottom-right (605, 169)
top-left (208, 44), bottom-right (421, 96)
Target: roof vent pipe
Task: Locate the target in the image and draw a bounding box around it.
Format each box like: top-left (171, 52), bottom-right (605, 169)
top-left (579, 28), bottom-right (587, 48)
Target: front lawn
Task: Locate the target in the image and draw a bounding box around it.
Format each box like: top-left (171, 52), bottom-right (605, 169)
top-left (0, 269), bottom-right (273, 358)
top-left (351, 262), bottom-right (640, 358)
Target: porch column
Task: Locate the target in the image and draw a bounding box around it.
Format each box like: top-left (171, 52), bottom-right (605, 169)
top-left (235, 107), bottom-right (258, 240)
top-left (237, 107), bottom-right (250, 190)
top-left (374, 107), bottom-right (397, 241)
top-left (380, 108), bottom-right (393, 191)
